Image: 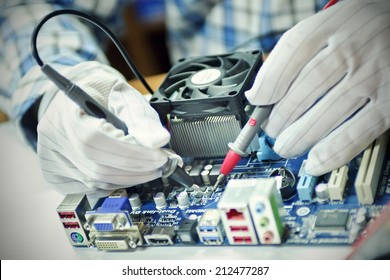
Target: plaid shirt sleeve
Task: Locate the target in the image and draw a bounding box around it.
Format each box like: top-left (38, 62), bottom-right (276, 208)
top-left (0, 0), bottom-right (128, 149)
top-left (1, 0), bottom-right (330, 150)
top-left (166, 0), bottom-right (329, 62)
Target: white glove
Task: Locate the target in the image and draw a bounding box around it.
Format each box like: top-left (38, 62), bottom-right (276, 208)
top-left (246, 0), bottom-right (390, 176)
top-left (37, 61), bottom-right (172, 196)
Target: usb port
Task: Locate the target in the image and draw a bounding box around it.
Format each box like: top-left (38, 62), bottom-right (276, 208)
top-left (63, 222), bottom-right (80, 229)
top-left (202, 237), bottom-right (221, 243)
top-left (58, 212), bottom-right (75, 219)
top-left (233, 236), bottom-right (252, 243)
top-left (199, 226), bottom-right (216, 232)
top-left (229, 225), bottom-right (249, 232)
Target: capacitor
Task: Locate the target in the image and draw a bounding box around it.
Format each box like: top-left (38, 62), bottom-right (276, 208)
top-left (315, 183), bottom-right (330, 201)
top-left (129, 193), bottom-right (142, 210)
top-left (201, 170), bottom-right (211, 185)
top-left (153, 192), bottom-right (167, 210)
top-left (177, 191), bottom-right (190, 209)
top-left (184, 165), bottom-right (192, 174)
top-left (204, 164), bottom-right (213, 171)
top-left (270, 167), bottom-right (296, 201)
top-left (355, 214), bottom-right (367, 228)
top-left (355, 208), bottom-right (367, 228)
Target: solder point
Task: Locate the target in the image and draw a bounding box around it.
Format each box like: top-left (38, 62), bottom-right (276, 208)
top-left (211, 174), bottom-right (225, 193)
top-left (192, 184), bottom-right (207, 194)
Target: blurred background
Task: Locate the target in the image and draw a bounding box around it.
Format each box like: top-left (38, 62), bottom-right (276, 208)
top-left (106, 0), bottom-right (171, 80)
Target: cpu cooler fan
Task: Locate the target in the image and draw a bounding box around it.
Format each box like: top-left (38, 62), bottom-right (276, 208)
top-left (150, 50), bottom-right (263, 158)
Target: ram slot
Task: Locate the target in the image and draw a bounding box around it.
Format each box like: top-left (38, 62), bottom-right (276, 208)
top-left (328, 165), bottom-right (349, 201)
top-left (355, 131), bottom-right (390, 204)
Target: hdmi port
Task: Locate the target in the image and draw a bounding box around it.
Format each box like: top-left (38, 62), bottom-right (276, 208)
top-left (144, 227), bottom-right (175, 246)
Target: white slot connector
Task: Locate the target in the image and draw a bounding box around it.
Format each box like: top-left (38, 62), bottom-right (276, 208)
top-left (328, 165), bottom-right (349, 201)
top-left (355, 131), bottom-right (390, 204)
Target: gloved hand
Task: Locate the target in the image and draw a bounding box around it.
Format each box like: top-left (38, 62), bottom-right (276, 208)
top-left (246, 0), bottom-right (390, 176)
top-left (37, 61), bottom-right (172, 196)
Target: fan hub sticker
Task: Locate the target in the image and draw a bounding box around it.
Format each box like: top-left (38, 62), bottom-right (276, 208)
top-left (191, 68), bottom-right (222, 85)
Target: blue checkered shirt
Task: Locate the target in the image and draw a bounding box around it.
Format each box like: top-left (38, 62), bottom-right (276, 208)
top-left (0, 0), bottom-right (327, 148)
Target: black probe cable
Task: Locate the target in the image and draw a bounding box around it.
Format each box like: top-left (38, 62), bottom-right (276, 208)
top-left (31, 8), bottom-right (154, 94)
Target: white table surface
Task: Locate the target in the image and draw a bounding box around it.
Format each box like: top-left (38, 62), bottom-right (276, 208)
top-left (0, 122), bottom-right (351, 260)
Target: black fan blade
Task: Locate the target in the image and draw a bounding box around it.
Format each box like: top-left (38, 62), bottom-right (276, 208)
top-left (186, 62), bottom-right (212, 71)
top-left (226, 59), bottom-right (249, 76)
top-left (169, 71), bottom-right (195, 83)
top-left (220, 57), bottom-right (234, 69)
top-left (169, 86), bottom-right (186, 100)
top-left (191, 88), bottom-right (210, 99)
top-left (222, 69), bottom-right (249, 85)
top-left (181, 87), bottom-right (194, 99)
top-left (196, 57), bottom-right (224, 67)
top-left (207, 84), bottom-right (237, 97)
top-left (165, 79), bottom-right (186, 96)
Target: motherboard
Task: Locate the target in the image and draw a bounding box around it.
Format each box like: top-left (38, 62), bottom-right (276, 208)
top-left (29, 9), bottom-right (388, 254)
top-left (56, 131), bottom-right (390, 251)
top-left (55, 50), bottom-right (390, 252)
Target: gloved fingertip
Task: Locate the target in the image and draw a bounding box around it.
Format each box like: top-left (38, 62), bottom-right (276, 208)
top-left (273, 139), bottom-right (296, 159)
top-left (303, 160), bottom-right (325, 177)
top-left (304, 150), bottom-right (339, 177)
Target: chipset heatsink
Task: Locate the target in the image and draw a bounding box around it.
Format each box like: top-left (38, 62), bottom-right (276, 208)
top-left (314, 210), bottom-right (350, 233)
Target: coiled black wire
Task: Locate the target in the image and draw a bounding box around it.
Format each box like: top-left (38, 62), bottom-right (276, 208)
top-left (31, 9), bottom-right (154, 94)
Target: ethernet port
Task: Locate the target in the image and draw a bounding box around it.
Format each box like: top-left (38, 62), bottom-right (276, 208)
top-left (226, 209), bottom-right (245, 220)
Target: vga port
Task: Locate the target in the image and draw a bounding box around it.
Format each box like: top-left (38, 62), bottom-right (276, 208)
top-left (88, 216), bottom-right (121, 231)
top-left (93, 216), bottom-right (117, 231)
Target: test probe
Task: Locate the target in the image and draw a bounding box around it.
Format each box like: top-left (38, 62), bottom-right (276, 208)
top-left (212, 105), bottom-right (271, 191)
top-left (212, 0), bottom-right (339, 191)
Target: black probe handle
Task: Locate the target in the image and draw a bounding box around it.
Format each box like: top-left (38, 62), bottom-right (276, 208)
top-left (41, 64), bottom-right (128, 134)
top-left (42, 64), bottom-right (195, 189)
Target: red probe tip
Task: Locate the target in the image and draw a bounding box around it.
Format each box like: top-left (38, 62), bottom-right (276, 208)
top-left (220, 150), bottom-right (242, 176)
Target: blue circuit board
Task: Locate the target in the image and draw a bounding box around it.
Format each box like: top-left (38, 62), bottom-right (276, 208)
top-left (57, 133), bottom-right (390, 250)
top-left (123, 139), bottom-right (390, 247)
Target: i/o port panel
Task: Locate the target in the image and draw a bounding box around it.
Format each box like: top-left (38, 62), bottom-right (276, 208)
top-left (84, 197), bottom-right (143, 250)
top-left (196, 209), bottom-right (225, 245)
top-left (248, 178), bottom-right (285, 244)
top-left (56, 194), bottom-right (91, 247)
top-left (218, 179), bottom-right (258, 245)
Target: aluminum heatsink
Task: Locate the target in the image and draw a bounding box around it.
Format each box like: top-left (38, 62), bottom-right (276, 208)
top-left (150, 50), bottom-right (263, 158)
